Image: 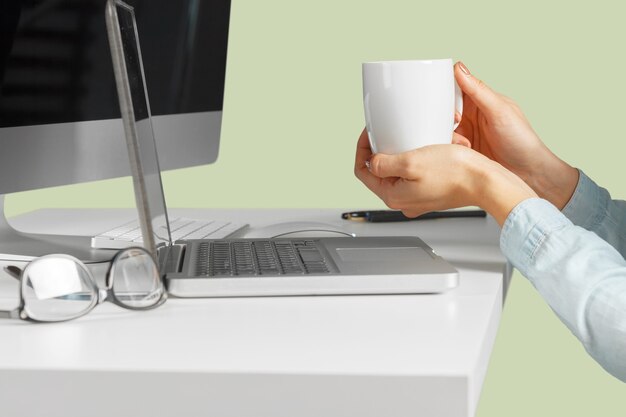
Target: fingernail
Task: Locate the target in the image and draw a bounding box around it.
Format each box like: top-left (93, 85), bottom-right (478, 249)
top-left (365, 160), bottom-right (371, 171)
top-left (459, 61), bottom-right (470, 75)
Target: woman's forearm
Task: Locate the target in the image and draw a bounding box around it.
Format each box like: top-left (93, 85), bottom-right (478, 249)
top-left (500, 198), bottom-right (626, 382)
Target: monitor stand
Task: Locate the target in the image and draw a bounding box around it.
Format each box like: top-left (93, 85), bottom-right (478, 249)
top-left (0, 195), bottom-right (114, 264)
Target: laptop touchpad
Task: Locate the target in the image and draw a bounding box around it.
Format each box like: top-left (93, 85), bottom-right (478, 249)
top-left (336, 247), bottom-right (429, 262)
top-left (334, 247), bottom-right (435, 274)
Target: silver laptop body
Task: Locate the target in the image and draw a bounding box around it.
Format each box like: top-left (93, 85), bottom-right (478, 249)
top-left (105, 0), bottom-right (459, 298)
top-left (164, 236), bottom-right (458, 297)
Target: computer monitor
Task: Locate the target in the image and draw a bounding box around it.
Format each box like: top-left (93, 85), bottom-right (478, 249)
top-left (0, 0), bottom-right (230, 260)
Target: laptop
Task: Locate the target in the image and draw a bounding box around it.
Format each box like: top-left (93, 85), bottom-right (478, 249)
top-left (105, 0), bottom-right (459, 297)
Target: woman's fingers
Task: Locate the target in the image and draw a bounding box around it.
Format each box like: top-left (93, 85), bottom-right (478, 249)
top-left (401, 209), bottom-right (425, 218)
top-left (454, 62), bottom-right (502, 117)
top-left (452, 133), bottom-right (471, 148)
top-left (354, 128), bottom-right (372, 175)
top-left (354, 128), bottom-right (385, 195)
top-left (369, 152), bottom-right (415, 179)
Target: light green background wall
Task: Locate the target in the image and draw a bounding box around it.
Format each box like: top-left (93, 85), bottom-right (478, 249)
top-left (6, 0), bottom-right (625, 414)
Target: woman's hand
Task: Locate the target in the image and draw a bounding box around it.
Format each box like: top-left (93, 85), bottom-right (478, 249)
top-left (354, 129), bottom-right (537, 226)
top-left (454, 62), bottom-right (579, 209)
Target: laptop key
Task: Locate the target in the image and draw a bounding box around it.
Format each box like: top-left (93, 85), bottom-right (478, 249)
top-left (298, 248), bottom-right (323, 263)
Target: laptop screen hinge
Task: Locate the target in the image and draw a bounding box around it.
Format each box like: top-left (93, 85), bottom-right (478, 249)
top-left (159, 244), bottom-right (185, 274)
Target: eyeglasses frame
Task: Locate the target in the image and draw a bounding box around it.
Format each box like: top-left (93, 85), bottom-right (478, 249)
top-left (0, 246), bottom-right (167, 323)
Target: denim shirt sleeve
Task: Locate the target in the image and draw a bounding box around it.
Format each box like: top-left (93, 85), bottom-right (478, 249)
top-left (562, 170), bottom-right (626, 256)
top-left (500, 198), bottom-right (626, 382)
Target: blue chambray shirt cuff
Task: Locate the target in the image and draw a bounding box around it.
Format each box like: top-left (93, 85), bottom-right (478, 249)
top-left (561, 170), bottom-right (609, 229)
top-left (500, 198), bottom-right (572, 273)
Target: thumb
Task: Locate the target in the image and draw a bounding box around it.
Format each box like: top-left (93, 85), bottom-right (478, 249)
top-left (369, 152), bottom-right (414, 179)
top-left (454, 62), bottom-right (502, 116)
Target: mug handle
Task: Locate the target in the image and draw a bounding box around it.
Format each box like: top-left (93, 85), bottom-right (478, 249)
top-left (453, 80), bottom-right (464, 130)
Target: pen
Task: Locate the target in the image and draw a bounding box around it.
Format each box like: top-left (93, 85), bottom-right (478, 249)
top-left (341, 209), bottom-right (487, 223)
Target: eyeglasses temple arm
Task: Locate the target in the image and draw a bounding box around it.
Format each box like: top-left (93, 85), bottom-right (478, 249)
top-left (0, 309), bottom-right (19, 319)
top-left (4, 266), bottom-right (21, 280)
top-left (1, 266), bottom-right (22, 318)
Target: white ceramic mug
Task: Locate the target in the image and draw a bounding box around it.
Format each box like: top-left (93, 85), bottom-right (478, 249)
top-left (362, 58), bottom-right (463, 154)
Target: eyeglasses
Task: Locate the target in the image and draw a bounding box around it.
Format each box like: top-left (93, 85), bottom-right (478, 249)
top-left (0, 247), bottom-right (166, 322)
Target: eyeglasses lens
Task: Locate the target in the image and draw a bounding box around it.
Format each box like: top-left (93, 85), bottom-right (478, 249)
top-left (111, 248), bottom-right (163, 308)
top-left (22, 257), bottom-right (97, 322)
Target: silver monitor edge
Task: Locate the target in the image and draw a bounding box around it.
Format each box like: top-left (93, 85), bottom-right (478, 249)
top-left (0, 111), bottom-right (221, 195)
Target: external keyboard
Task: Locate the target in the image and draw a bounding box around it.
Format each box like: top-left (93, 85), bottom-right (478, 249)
top-left (91, 217), bottom-right (248, 249)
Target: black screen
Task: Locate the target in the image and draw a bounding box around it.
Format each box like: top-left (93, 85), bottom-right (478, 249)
top-left (0, 0), bottom-right (230, 127)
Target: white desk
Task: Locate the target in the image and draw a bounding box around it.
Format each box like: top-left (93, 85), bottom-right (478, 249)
top-left (0, 208), bottom-right (509, 417)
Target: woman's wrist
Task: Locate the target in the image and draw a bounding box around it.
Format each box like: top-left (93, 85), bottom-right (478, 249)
top-left (523, 150), bottom-right (579, 210)
top-left (470, 158), bottom-right (538, 226)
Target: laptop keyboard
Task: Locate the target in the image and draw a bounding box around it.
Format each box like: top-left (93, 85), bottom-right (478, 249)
top-left (91, 217), bottom-right (248, 249)
top-left (194, 240), bottom-right (333, 277)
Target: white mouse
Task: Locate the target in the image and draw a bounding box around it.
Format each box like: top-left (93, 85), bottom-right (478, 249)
top-left (243, 221), bottom-right (355, 239)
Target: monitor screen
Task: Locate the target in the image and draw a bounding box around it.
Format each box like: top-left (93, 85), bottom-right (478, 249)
top-left (0, 0), bottom-right (230, 194)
